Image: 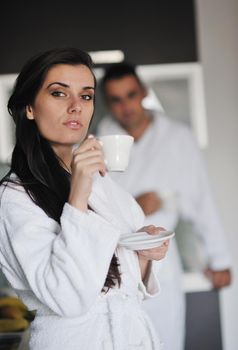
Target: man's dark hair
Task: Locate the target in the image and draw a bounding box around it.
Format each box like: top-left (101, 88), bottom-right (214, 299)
top-left (101, 62), bottom-right (143, 93)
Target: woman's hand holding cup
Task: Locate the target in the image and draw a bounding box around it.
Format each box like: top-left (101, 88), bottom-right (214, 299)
top-left (68, 135), bottom-right (106, 212)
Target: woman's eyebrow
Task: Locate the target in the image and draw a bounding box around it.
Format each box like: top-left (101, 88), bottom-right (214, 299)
top-left (46, 82), bottom-right (95, 90)
top-left (82, 86), bottom-right (95, 90)
top-left (47, 82), bottom-right (69, 88)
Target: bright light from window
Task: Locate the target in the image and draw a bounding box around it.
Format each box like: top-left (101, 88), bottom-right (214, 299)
top-left (89, 50), bottom-right (125, 64)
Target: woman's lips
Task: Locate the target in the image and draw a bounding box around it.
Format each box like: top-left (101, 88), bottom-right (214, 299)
top-left (63, 120), bottom-right (83, 130)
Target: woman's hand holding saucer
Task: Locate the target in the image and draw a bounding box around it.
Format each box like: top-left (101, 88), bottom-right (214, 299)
top-left (137, 225), bottom-right (169, 261)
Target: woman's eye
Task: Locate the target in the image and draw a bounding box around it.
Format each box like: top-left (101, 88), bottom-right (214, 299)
top-left (82, 94), bottom-right (93, 101)
top-left (51, 91), bottom-right (65, 97)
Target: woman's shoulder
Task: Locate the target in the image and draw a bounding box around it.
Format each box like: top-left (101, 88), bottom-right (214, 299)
top-left (0, 174), bottom-right (32, 209)
top-left (0, 177), bottom-right (50, 227)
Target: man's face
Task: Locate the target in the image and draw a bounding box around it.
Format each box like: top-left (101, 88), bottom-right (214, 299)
top-left (104, 75), bottom-right (147, 131)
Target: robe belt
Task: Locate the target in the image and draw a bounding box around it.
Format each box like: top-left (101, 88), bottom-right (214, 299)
top-left (18, 289), bottom-right (162, 349)
top-left (97, 293), bottom-right (161, 350)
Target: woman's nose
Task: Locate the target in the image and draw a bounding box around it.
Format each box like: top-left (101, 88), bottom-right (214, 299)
top-left (68, 98), bottom-right (82, 113)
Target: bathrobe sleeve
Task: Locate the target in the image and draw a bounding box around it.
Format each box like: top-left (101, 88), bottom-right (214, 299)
top-left (138, 262), bottom-right (160, 299)
top-left (0, 186), bottom-right (120, 317)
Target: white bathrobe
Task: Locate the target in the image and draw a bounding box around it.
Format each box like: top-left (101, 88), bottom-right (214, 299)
top-left (97, 112), bottom-right (232, 350)
top-left (0, 173), bottom-right (162, 350)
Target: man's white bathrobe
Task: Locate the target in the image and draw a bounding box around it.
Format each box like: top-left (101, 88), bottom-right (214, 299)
top-left (0, 174), bottom-right (163, 350)
top-left (97, 112), bottom-right (232, 350)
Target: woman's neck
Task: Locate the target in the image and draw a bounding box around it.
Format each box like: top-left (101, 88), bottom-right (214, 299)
top-left (51, 144), bottom-right (73, 173)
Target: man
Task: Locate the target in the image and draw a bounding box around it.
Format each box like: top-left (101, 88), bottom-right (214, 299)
top-left (96, 63), bottom-right (232, 350)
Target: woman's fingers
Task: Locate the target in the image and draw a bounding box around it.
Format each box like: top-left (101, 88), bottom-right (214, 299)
top-left (71, 138), bottom-right (106, 177)
top-left (73, 149), bottom-right (104, 162)
top-left (72, 156), bottom-right (106, 177)
top-left (73, 135), bottom-right (102, 154)
top-left (138, 225), bottom-right (166, 235)
top-left (136, 225), bottom-right (170, 261)
top-left (137, 241), bottom-right (170, 261)
top-left (68, 136), bottom-right (107, 210)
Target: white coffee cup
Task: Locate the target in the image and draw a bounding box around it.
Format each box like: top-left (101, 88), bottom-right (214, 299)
top-left (99, 134), bottom-right (134, 172)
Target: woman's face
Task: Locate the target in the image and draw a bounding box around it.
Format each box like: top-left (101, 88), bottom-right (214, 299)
top-left (26, 64), bottom-right (95, 154)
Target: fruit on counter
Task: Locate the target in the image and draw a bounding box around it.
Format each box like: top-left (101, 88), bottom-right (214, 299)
top-left (0, 318), bottom-right (29, 333)
top-left (0, 296), bottom-right (35, 333)
top-left (0, 305), bottom-right (24, 320)
top-left (0, 297), bottom-right (28, 311)
top-left (0, 305), bottom-right (35, 321)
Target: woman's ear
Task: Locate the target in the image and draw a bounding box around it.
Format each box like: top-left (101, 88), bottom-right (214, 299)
top-left (26, 105), bottom-right (34, 120)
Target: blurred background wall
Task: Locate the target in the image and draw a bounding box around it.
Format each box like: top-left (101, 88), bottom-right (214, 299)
top-left (196, 1), bottom-right (238, 349)
top-left (0, 0), bottom-right (237, 349)
top-left (0, 0), bottom-right (197, 72)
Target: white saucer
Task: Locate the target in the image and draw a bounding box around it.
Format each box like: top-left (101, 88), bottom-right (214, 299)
top-left (119, 230), bottom-right (175, 251)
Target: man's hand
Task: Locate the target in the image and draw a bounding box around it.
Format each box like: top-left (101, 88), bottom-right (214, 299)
top-left (136, 192), bottom-right (162, 215)
top-left (204, 268), bottom-right (232, 289)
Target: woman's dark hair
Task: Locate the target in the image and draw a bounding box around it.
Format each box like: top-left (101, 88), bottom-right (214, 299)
top-left (0, 47), bottom-right (120, 292)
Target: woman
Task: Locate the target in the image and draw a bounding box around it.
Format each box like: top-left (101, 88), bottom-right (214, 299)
top-left (0, 48), bottom-right (169, 349)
